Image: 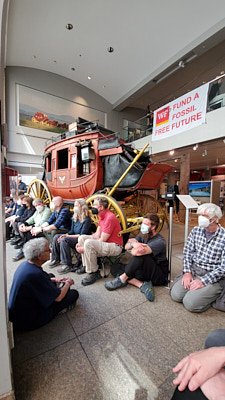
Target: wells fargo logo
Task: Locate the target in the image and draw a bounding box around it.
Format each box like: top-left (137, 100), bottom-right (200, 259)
top-left (156, 106), bottom-right (170, 126)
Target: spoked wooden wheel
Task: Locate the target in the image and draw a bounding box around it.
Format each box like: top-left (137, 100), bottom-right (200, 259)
top-left (125, 193), bottom-right (168, 232)
top-left (86, 194), bottom-right (128, 232)
top-left (27, 179), bottom-right (52, 205)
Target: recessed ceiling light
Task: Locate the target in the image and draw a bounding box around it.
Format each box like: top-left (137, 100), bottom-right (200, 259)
top-left (71, 67), bottom-right (75, 71)
top-left (169, 150), bottom-right (174, 155)
top-left (66, 23), bottom-right (73, 30)
top-left (88, 76), bottom-right (92, 80)
top-left (107, 46), bottom-right (114, 53)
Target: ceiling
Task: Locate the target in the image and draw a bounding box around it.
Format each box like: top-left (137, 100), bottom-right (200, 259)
top-left (4, 0), bottom-right (225, 172)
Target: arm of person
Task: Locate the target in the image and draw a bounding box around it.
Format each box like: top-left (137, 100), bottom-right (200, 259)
top-left (201, 368), bottom-right (225, 400)
top-left (99, 231), bottom-right (111, 242)
top-left (131, 242), bottom-right (152, 256)
top-left (173, 347), bottom-right (225, 392)
top-left (54, 278), bottom-right (74, 302)
top-left (125, 238), bottom-right (138, 251)
top-left (92, 226), bottom-right (101, 239)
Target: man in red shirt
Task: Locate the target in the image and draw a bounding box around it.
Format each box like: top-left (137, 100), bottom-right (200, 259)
top-left (76, 196), bottom-right (123, 286)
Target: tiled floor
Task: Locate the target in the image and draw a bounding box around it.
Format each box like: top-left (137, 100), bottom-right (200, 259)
top-left (6, 221), bottom-right (225, 400)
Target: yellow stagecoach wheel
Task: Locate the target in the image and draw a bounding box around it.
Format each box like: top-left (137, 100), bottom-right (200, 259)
top-left (27, 179), bottom-right (52, 206)
top-left (126, 193), bottom-right (168, 232)
top-left (86, 194), bottom-right (127, 232)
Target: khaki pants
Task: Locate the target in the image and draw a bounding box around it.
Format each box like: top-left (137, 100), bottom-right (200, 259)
top-left (171, 276), bottom-right (222, 313)
top-left (78, 235), bottom-right (122, 274)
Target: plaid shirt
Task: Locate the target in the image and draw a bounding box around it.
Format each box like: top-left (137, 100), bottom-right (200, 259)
top-left (183, 224), bottom-right (225, 285)
top-left (47, 207), bottom-right (71, 230)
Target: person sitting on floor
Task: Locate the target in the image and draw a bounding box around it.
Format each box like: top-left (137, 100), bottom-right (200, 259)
top-left (13, 198), bottom-right (52, 261)
top-left (76, 196), bottom-right (123, 286)
top-left (10, 196), bottom-right (36, 246)
top-left (48, 199), bottom-right (92, 274)
top-left (170, 203), bottom-right (225, 313)
top-left (171, 329), bottom-right (225, 400)
top-left (5, 195), bottom-right (25, 240)
top-left (104, 213), bottom-right (168, 301)
top-left (32, 196), bottom-right (71, 245)
top-left (8, 237), bottom-right (79, 331)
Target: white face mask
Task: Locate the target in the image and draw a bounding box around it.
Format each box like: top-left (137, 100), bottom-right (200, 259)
top-left (198, 215), bottom-right (210, 228)
top-left (36, 205), bottom-right (44, 213)
top-left (50, 202), bottom-right (55, 211)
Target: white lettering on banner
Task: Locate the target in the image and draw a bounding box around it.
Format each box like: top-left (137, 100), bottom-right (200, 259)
top-left (152, 83), bottom-right (209, 141)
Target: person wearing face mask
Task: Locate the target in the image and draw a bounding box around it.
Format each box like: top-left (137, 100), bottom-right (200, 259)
top-left (13, 198), bottom-right (52, 261)
top-left (170, 203), bottom-right (225, 313)
top-left (48, 199), bottom-right (91, 274)
top-left (76, 196), bottom-right (123, 286)
top-left (32, 196), bottom-right (71, 245)
top-left (17, 175), bottom-right (27, 195)
top-left (104, 213), bottom-right (168, 300)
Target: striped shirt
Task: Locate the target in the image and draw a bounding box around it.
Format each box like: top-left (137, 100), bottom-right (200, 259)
top-left (183, 224), bottom-right (225, 285)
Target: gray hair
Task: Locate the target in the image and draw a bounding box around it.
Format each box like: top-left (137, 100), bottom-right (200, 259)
top-left (33, 198), bottom-right (44, 206)
top-left (197, 203), bottom-right (222, 222)
top-left (23, 238), bottom-right (49, 261)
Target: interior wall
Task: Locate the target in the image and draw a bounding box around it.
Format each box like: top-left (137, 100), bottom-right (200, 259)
top-left (0, 0), bottom-right (15, 398)
top-left (6, 66), bottom-right (142, 175)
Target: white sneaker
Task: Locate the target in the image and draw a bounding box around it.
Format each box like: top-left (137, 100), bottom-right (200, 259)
top-left (57, 265), bottom-right (72, 274)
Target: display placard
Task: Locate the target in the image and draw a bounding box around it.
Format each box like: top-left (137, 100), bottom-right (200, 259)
top-left (176, 195), bottom-right (198, 209)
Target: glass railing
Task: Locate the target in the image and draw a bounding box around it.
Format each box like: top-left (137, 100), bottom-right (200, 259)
top-left (121, 75), bottom-right (225, 143)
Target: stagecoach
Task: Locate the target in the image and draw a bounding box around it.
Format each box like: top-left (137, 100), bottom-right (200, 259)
top-left (27, 120), bottom-right (173, 235)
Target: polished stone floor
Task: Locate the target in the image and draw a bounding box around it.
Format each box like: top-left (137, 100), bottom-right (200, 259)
top-left (6, 220), bottom-right (225, 400)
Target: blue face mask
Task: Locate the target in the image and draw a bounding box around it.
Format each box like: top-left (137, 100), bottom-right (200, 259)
top-left (140, 223), bottom-right (149, 234)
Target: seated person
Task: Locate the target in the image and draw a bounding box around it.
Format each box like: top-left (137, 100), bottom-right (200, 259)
top-left (10, 196), bottom-right (36, 246)
top-left (104, 213), bottom-right (168, 301)
top-left (13, 198), bottom-right (52, 261)
top-left (5, 197), bottom-right (14, 215)
top-left (32, 196), bottom-right (71, 244)
top-left (8, 237), bottom-right (78, 331)
top-left (76, 196), bottom-right (123, 286)
top-left (48, 198), bottom-right (91, 274)
top-left (171, 329), bottom-right (225, 399)
top-left (5, 195), bottom-right (25, 240)
top-left (170, 203), bottom-right (225, 313)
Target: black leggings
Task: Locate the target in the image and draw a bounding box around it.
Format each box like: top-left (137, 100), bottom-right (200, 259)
top-left (171, 387), bottom-right (207, 400)
top-left (125, 254), bottom-right (168, 285)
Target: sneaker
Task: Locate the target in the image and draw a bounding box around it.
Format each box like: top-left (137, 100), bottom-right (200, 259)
top-left (81, 271), bottom-right (101, 286)
top-left (10, 236), bottom-right (21, 245)
top-left (59, 302), bottom-right (76, 314)
top-left (14, 241), bottom-right (24, 249)
top-left (76, 266), bottom-right (86, 274)
top-left (140, 281), bottom-right (155, 302)
top-left (13, 250), bottom-right (24, 262)
top-left (49, 259), bottom-right (60, 268)
top-left (57, 265), bottom-right (72, 274)
top-left (104, 276), bottom-right (127, 291)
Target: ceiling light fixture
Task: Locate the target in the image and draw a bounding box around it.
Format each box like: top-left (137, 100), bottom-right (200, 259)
top-left (169, 150), bottom-right (175, 155)
top-left (202, 149), bottom-right (207, 157)
top-left (66, 23), bottom-right (73, 30)
top-left (193, 144), bottom-right (198, 150)
top-left (107, 47), bottom-right (114, 53)
top-left (71, 67), bottom-right (75, 71)
top-left (88, 76), bottom-right (92, 80)
top-left (32, 55), bottom-right (36, 59)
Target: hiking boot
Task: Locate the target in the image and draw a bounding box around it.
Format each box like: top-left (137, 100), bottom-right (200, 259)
top-left (49, 259), bottom-right (60, 268)
top-left (104, 276), bottom-right (127, 291)
top-left (140, 281), bottom-right (155, 301)
top-left (57, 265), bottom-right (72, 274)
top-left (81, 270), bottom-right (101, 286)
